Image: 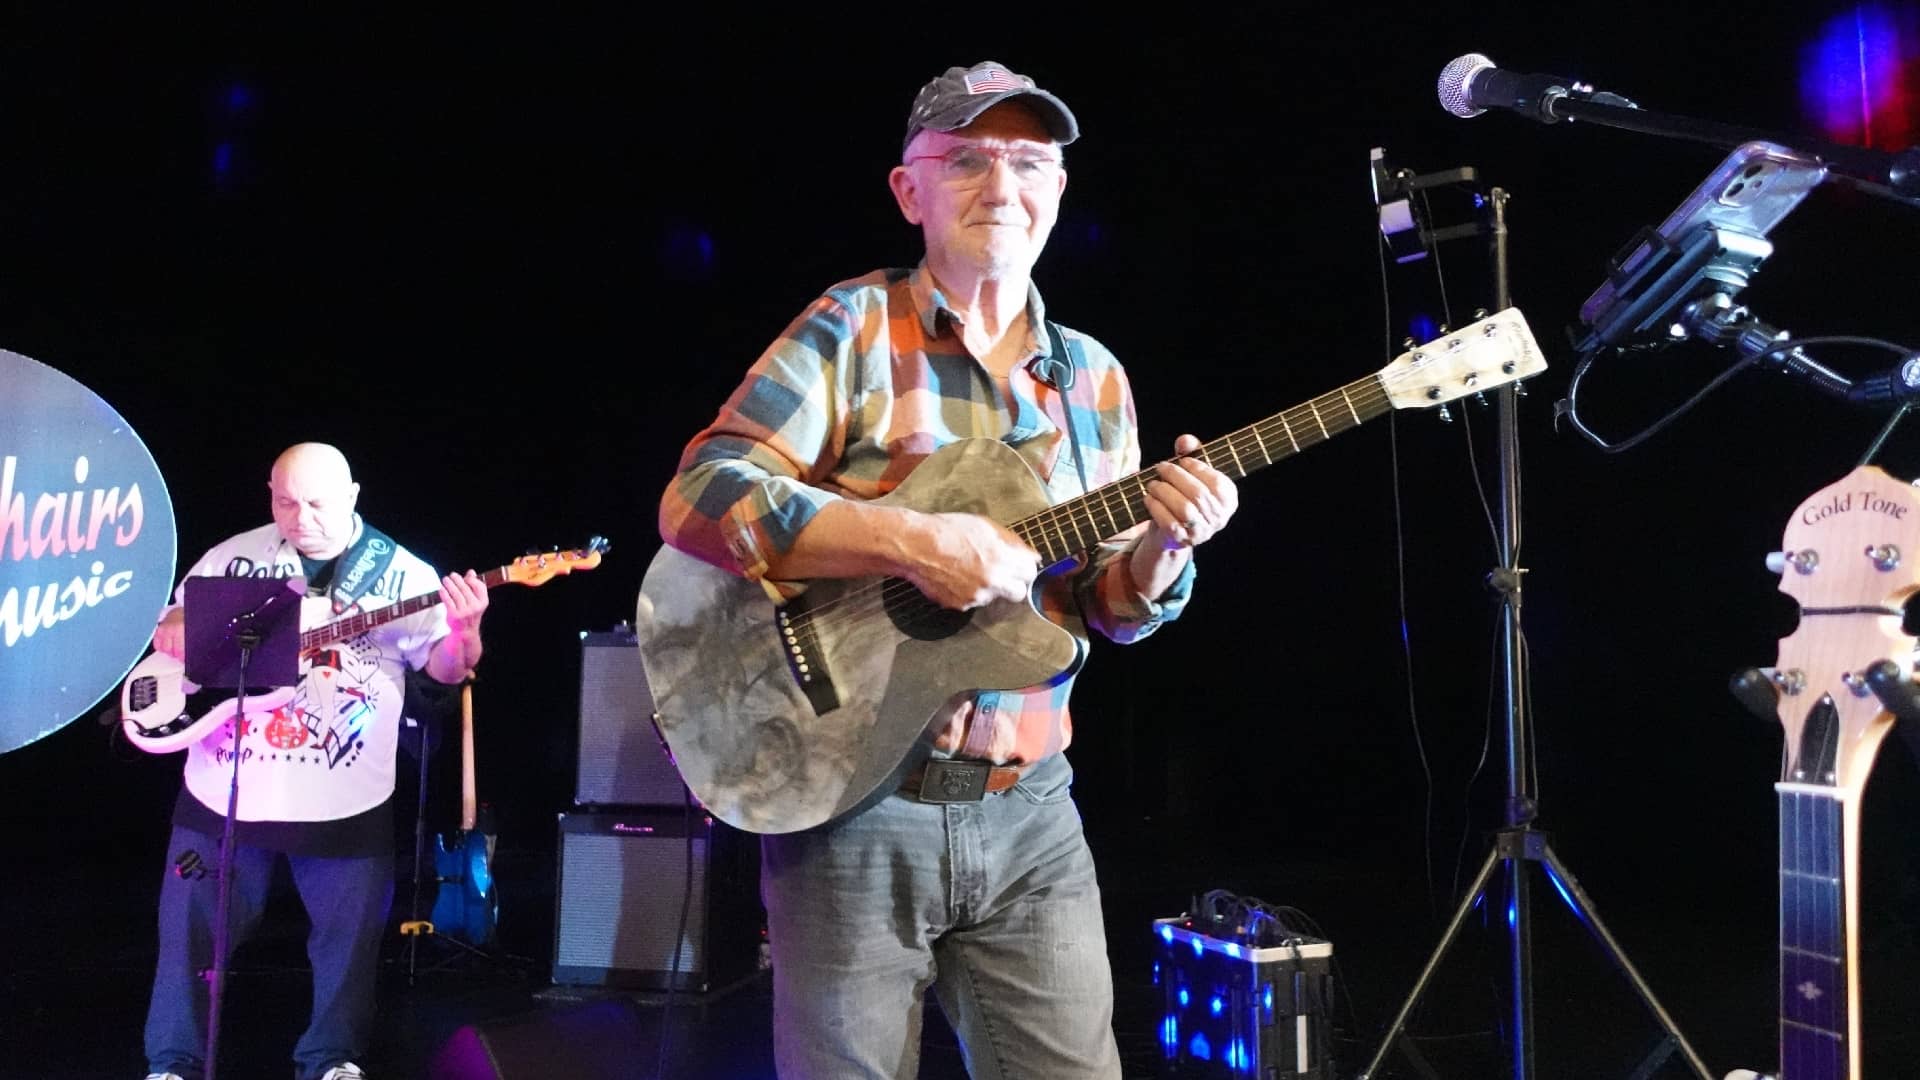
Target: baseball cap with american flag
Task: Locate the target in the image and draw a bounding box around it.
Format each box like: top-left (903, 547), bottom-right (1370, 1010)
top-left (903, 60), bottom-right (1079, 156)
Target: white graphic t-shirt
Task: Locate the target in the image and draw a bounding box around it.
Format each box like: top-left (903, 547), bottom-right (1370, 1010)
top-left (170, 519), bottom-right (448, 823)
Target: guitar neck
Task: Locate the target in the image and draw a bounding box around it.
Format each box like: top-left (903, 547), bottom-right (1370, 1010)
top-left (1012, 371), bottom-right (1391, 565)
top-left (298, 562), bottom-right (513, 652)
top-left (459, 683), bottom-right (478, 832)
top-left (1776, 782), bottom-right (1860, 1080)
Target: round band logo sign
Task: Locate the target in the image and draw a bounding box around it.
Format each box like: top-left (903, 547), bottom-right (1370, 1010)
top-left (0, 349), bottom-right (177, 753)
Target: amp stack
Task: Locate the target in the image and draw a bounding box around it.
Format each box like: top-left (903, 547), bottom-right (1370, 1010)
top-left (550, 622), bottom-right (761, 994)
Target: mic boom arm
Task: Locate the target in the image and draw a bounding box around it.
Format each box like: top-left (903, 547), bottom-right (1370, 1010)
top-left (1438, 52), bottom-right (1920, 204)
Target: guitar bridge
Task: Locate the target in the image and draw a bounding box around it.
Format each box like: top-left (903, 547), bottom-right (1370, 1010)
top-left (127, 675), bottom-right (159, 712)
top-left (777, 599), bottom-right (840, 716)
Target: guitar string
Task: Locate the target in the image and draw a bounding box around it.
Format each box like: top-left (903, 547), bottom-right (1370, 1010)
top-left (780, 374), bottom-right (1420, 637)
top-left (777, 327), bottom-right (1527, 639)
top-left (1777, 786), bottom-right (1847, 1066)
top-left (300, 552), bottom-right (591, 646)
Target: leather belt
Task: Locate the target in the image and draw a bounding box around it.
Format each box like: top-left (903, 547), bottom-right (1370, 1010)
top-left (898, 759), bottom-right (1025, 803)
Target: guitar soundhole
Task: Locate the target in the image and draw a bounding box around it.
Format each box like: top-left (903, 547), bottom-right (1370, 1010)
top-left (884, 584), bottom-right (971, 641)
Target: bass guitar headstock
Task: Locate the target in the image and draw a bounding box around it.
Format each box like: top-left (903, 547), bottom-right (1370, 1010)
top-left (507, 535), bottom-right (611, 587)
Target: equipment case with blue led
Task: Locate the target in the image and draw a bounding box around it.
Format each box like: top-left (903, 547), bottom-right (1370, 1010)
top-left (1152, 916), bottom-right (1334, 1078)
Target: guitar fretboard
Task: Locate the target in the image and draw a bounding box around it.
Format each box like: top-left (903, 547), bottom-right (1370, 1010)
top-left (298, 563), bottom-right (513, 651)
top-left (1009, 372), bottom-right (1392, 566)
top-left (1777, 782), bottom-right (1849, 1080)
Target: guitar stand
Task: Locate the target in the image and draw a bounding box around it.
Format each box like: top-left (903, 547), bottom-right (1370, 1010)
top-left (392, 708), bottom-right (527, 986)
top-left (1355, 164), bottom-right (1712, 1080)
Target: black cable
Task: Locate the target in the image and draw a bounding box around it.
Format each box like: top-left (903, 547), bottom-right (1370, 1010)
top-left (653, 785), bottom-right (696, 1080)
top-left (1558, 343), bottom-right (1761, 453)
top-left (1559, 333), bottom-right (1917, 454)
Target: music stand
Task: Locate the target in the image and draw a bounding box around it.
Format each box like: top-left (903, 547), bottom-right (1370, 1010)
top-left (182, 575), bottom-right (302, 1080)
top-left (184, 576), bottom-right (302, 690)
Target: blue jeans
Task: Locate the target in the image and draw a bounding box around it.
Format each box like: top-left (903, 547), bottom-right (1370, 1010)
top-left (760, 753), bottom-right (1121, 1079)
top-left (143, 825), bottom-right (393, 1080)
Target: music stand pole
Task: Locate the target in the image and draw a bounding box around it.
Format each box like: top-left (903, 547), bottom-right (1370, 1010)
top-left (201, 624), bottom-right (255, 1080)
top-left (180, 575), bottom-right (301, 1080)
top-left (1357, 185), bottom-right (1714, 1080)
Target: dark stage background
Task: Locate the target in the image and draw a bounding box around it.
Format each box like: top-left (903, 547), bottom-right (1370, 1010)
top-left (8, 6), bottom-right (1920, 1076)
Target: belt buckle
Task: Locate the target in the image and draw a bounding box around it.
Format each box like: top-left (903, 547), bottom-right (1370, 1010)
top-left (917, 760), bottom-right (990, 803)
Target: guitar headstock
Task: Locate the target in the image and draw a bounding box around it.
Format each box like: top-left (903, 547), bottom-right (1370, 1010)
top-left (507, 536), bottom-right (611, 587)
top-left (1378, 306), bottom-right (1547, 411)
top-left (1771, 466), bottom-right (1919, 793)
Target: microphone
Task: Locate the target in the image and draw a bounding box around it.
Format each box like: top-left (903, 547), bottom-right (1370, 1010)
top-left (1437, 53), bottom-right (1638, 123)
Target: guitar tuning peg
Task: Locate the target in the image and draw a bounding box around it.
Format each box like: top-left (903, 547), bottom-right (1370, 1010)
top-left (1864, 659), bottom-right (1920, 721)
top-left (1766, 549), bottom-right (1818, 575)
top-left (1729, 667), bottom-right (1780, 721)
top-left (1435, 404), bottom-right (1453, 424)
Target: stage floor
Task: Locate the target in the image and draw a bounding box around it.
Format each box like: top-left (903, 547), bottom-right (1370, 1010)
top-left (12, 809), bottom-right (1920, 1080)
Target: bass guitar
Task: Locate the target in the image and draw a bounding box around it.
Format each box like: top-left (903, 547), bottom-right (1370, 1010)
top-left (1726, 464), bottom-right (1920, 1080)
top-left (120, 537), bottom-right (609, 753)
top-left (431, 682), bottom-right (497, 945)
top-left (634, 308), bottom-right (1547, 835)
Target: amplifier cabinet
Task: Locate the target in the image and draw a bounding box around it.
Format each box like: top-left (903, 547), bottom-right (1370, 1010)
top-left (551, 809), bottom-right (762, 993)
top-left (574, 629), bottom-right (684, 807)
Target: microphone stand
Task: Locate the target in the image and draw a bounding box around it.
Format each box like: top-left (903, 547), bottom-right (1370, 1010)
top-left (1356, 170), bottom-right (1713, 1080)
top-left (1522, 91), bottom-right (1920, 207)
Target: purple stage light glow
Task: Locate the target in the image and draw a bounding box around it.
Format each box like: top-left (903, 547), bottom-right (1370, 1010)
top-left (1802, 4), bottom-right (1920, 150)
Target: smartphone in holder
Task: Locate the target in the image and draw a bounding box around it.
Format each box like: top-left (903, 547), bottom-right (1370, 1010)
top-left (1575, 140), bottom-right (1829, 352)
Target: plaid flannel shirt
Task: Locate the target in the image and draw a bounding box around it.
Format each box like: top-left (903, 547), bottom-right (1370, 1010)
top-left (658, 264), bottom-right (1193, 763)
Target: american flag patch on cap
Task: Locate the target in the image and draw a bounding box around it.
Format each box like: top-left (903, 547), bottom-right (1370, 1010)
top-left (964, 68), bottom-right (1024, 95)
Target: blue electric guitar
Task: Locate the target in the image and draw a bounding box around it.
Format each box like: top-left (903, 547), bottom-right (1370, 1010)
top-left (431, 682), bottom-right (497, 945)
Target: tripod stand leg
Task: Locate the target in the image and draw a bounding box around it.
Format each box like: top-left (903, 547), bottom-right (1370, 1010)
top-left (1536, 842), bottom-right (1714, 1080)
top-left (1510, 856), bottom-right (1535, 1080)
top-left (1356, 843), bottom-right (1504, 1080)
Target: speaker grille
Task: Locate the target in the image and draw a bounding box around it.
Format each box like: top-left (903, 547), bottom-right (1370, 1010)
top-left (556, 831), bottom-right (708, 976)
top-left (551, 810), bottom-right (762, 993)
top-left (575, 631), bottom-right (684, 806)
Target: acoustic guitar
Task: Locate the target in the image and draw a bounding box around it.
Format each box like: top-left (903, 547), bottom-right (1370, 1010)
top-left (1726, 464), bottom-right (1920, 1080)
top-left (634, 307), bottom-right (1548, 835)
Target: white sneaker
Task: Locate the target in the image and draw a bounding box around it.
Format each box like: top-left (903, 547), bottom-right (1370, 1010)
top-left (319, 1066), bottom-right (367, 1080)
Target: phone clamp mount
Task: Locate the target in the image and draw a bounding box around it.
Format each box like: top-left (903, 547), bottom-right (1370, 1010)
top-left (1573, 140), bottom-right (1829, 355)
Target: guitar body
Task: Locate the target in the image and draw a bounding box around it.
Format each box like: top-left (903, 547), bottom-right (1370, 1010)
top-left (431, 683), bottom-right (497, 945)
top-left (430, 824), bottom-right (497, 945)
top-left (119, 647), bottom-right (297, 753)
top-left (636, 309), bottom-right (1547, 836)
top-left (637, 439), bottom-right (1082, 835)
